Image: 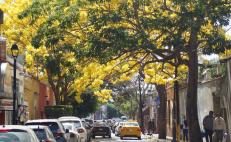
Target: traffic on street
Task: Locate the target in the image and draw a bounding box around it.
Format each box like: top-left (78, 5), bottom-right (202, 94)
top-left (91, 134), bottom-right (154, 142)
top-left (0, 116), bottom-right (157, 142)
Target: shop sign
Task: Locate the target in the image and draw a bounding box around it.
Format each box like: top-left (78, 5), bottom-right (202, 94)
top-left (0, 99), bottom-right (13, 110)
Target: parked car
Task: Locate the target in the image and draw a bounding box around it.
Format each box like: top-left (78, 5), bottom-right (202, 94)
top-left (120, 121), bottom-right (141, 140)
top-left (58, 116), bottom-right (88, 142)
top-left (0, 125), bottom-right (40, 142)
top-left (25, 119), bottom-right (68, 142)
top-left (115, 122), bottom-right (125, 136)
top-left (27, 125), bottom-right (57, 142)
top-left (91, 122), bottom-right (111, 138)
top-left (62, 122), bottom-right (80, 142)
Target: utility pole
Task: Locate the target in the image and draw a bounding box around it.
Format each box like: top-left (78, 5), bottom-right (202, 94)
top-left (175, 63), bottom-right (180, 141)
top-left (172, 59), bottom-right (180, 142)
top-left (138, 75), bottom-right (144, 133)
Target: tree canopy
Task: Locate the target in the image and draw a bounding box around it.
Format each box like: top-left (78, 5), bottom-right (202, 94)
top-left (1, 0), bottom-right (231, 141)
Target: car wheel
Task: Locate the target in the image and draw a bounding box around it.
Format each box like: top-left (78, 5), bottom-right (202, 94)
top-left (138, 136), bottom-right (141, 140)
top-left (103, 135), bottom-right (105, 138)
top-left (120, 136), bottom-right (123, 140)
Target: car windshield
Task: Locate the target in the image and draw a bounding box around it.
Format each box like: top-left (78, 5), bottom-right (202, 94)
top-left (124, 122), bottom-right (139, 126)
top-left (32, 129), bottom-right (47, 141)
top-left (26, 122), bottom-right (59, 133)
top-left (60, 120), bottom-right (81, 128)
top-left (93, 122), bottom-right (107, 127)
top-left (62, 123), bottom-right (73, 131)
top-left (0, 129), bottom-right (33, 142)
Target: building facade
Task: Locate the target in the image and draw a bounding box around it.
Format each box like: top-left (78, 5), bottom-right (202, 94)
top-left (0, 59), bottom-right (25, 124)
top-left (165, 71), bottom-right (231, 141)
top-left (39, 81), bottom-right (55, 119)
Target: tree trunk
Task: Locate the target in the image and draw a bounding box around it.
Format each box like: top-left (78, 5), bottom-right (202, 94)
top-left (186, 27), bottom-right (203, 142)
top-left (156, 84), bottom-right (167, 139)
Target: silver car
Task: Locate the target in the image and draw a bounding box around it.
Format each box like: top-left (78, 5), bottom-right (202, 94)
top-left (25, 119), bottom-right (68, 142)
top-left (27, 125), bottom-right (57, 142)
top-left (62, 123), bottom-right (80, 142)
top-left (0, 125), bottom-right (40, 142)
top-left (58, 116), bottom-right (87, 142)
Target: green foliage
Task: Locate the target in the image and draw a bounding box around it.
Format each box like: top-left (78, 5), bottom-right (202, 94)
top-left (44, 105), bottom-right (73, 118)
top-left (69, 91), bottom-right (99, 118)
top-left (107, 103), bottom-right (122, 119)
top-left (107, 81), bottom-right (140, 119)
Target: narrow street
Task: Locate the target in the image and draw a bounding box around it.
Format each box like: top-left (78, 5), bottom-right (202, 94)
top-left (0, 1), bottom-right (231, 142)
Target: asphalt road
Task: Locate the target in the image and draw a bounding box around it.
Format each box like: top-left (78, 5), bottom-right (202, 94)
top-left (90, 133), bottom-right (155, 142)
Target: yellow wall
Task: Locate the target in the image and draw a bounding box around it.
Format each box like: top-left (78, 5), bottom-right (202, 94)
top-left (24, 77), bottom-right (39, 120)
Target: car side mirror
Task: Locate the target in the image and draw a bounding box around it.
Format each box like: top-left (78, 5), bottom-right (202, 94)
top-left (65, 129), bottom-right (69, 133)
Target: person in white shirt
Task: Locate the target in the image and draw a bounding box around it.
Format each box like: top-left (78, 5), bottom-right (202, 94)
top-left (213, 112), bottom-right (226, 142)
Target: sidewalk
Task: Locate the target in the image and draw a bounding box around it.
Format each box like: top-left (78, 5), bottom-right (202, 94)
top-left (143, 134), bottom-right (172, 142)
top-left (145, 134), bottom-right (208, 142)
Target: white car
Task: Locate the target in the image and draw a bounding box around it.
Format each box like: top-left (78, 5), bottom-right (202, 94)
top-left (62, 123), bottom-right (80, 142)
top-left (0, 125), bottom-right (40, 142)
top-left (59, 116), bottom-right (87, 142)
top-left (25, 119), bottom-right (69, 142)
top-left (27, 125), bottom-right (56, 142)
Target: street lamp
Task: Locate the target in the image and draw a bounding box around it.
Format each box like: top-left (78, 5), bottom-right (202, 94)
top-left (11, 43), bottom-right (19, 125)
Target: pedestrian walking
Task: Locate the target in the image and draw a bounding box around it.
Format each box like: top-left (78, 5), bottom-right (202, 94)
top-left (183, 118), bottom-right (189, 141)
top-left (203, 111), bottom-right (214, 142)
top-left (213, 112), bottom-right (226, 142)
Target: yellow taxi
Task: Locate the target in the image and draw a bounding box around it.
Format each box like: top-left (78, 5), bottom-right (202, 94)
top-left (120, 121), bottom-right (141, 140)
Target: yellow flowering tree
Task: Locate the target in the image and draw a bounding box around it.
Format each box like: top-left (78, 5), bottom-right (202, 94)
top-left (83, 0), bottom-right (231, 141)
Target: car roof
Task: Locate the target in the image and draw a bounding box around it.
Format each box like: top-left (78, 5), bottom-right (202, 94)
top-left (58, 116), bottom-right (81, 120)
top-left (26, 119), bottom-right (59, 123)
top-left (0, 125), bottom-right (32, 130)
top-left (27, 125), bottom-right (49, 129)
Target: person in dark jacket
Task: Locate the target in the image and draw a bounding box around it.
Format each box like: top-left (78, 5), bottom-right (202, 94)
top-left (203, 111), bottom-right (214, 142)
top-left (183, 119), bottom-right (188, 141)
